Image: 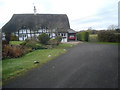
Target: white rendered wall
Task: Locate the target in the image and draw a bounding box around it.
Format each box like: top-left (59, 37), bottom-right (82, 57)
top-left (61, 33), bottom-right (68, 42)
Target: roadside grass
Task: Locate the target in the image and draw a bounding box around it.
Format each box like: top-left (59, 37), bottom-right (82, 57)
top-left (53, 43), bottom-right (74, 48)
top-left (2, 43), bottom-right (74, 84)
top-left (10, 41), bottom-right (24, 45)
top-left (95, 42), bottom-right (120, 45)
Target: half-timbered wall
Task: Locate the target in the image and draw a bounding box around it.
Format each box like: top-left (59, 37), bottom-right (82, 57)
top-left (7, 29), bottom-right (68, 42)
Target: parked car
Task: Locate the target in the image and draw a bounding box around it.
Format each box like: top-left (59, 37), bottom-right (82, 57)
top-left (69, 35), bottom-right (75, 40)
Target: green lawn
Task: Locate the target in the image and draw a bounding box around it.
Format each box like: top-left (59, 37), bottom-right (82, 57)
top-left (89, 34), bottom-right (98, 42)
top-left (10, 41), bottom-right (24, 45)
top-left (2, 43), bottom-right (74, 84)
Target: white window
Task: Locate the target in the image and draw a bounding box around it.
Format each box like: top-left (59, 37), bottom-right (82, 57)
top-left (28, 34), bottom-right (31, 37)
top-left (38, 29), bottom-right (42, 33)
top-left (23, 29), bottom-right (26, 33)
top-left (31, 30), bottom-right (34, 33)
top-left (27, 29), bottom-right (30, 33)
top-left (2, 33), bottom-right (5, 36)
top-left (19, 37), bottom-right (23, 41)
top-left (32, 34), bottom-right (34, 37)
top-left (19, 30), bottom-right (23, 33)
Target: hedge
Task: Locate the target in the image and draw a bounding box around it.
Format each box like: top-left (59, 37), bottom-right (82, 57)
top-left (77, 31), bottom-right (89, 42)
top-left (98, 31), bottom-right (120, 42)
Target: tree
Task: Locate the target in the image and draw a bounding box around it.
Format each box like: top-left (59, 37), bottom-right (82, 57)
top-left (115, 28), bottom-right (120, 33)
top-left (107, 24), bottom-right (117, 30)
top-left (87, 27), bottom-right (93, 31)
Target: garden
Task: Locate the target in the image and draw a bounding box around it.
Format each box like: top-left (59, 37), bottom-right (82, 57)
top-left (2, 33), bottom-right (74, 84)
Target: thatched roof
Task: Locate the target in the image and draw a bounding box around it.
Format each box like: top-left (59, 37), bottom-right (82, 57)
top-left (2, 14), bottom-right (70, 33)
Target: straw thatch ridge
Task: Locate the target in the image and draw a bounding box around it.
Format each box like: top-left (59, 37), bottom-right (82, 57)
top-left (2, 14), bottom-right (70, 33)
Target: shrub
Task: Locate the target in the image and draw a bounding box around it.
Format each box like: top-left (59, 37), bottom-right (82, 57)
top-left (10, 34), bottom-right (18, 41)
top-left (89, 34), bottom-right (98, 42)
top-left (48, 39), bottom-right (57, 45)
top-left (3, 45), bottom-right (24, 58)
top-left (84, 31), bottom-right (89, 41)
top-left (114, 33), bottom-right (120, 42)
top-left (55, 36), bottom-right (62, 46)
top-left (2, 40), bottom-right (9, 46)
top-left (77, 31), bottom-right (89, 42)
top-left (5, 33), bottom-right (11, 44)
top-left (116, 29), bottom-right (120, 33)
top-left (55, 36), bottom-right (62, 42)
top-left (76, 33), bottom-right (82, 41)
top-left (38, 33), bottom-right (50, 44)
top-left (98, 31), bottom-right (116, 42)
top-left (20, 39), bottom-right (46, 49)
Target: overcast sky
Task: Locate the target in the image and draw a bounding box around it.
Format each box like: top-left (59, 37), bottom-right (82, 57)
top-left (0, 0), bottom-right (119, 31)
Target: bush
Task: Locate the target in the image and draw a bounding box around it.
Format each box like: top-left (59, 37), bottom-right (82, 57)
top-left (55, 36), bottom-right (62, 42)
top-left (98, 31), bottom-right (116, 42)
top-left (84, 31), bottom-right (89, 41)
top-left (114, 33), bottom-right (120, 42)
top-left (3, 45), bottom-right (24, 58)
top-left (76, 33), bottom-right (82, 41)
top-left (2, 40), bottom-right (9, 46)
top-left (77, 31), bottom-right (89, 42)
top-left (48, 39), bottom-right (58, 45)
top-left (5, 33), bottom-right (11, 44)
top-left (55, 36), bottom-right (62, 46)
top-left (89, 34), bottom-right (98, 42)
top-left (20, 39), bottom-right (46, 49)
top-left (10, 34), bottom-right (18, 41)
top-left (38, 33), bottom-right (50, 44)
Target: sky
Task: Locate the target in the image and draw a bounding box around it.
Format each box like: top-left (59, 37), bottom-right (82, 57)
top-left (0, 0), bottom-right (119, 31)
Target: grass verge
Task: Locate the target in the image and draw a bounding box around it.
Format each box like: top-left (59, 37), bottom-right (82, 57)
top-left (2, 43), bottom-right (74, 85)
top-left (95, 42), bottom-right (120, 44)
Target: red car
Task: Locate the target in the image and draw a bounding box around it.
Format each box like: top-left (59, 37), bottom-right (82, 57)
top-left (69, 35), bottom-right (75, 40)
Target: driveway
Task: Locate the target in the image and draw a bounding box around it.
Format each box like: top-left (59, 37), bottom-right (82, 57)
top-left (3, 43), bottom-right (118, 88)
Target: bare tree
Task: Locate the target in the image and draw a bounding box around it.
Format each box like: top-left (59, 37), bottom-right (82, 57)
top-left (107, 24), bottom-right (117, 30)
top-left (87, 27), bottom-right (93, 30)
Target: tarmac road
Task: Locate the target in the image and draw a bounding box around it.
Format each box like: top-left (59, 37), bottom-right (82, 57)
top-left (3, 43), bottom-right (118, 88)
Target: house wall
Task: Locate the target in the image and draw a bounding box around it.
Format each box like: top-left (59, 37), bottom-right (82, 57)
top-left (2, 29), bottom-right (68, 42)
top-left (2, 32), bottom-right (5, 40)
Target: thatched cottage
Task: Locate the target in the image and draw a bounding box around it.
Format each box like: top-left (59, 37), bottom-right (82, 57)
top-left (2, 14), bottom-right (76, 42)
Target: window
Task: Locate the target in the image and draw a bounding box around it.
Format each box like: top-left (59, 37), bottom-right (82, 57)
top-left (27, 29), bottom-right (30, 33)
top-left (63, 33), bottom-right (66, 36)
top-left (23, 30), bottom-right (26, 33)
top-left (19, 30), bottom-right (23, 33)
top-left (61, 33), bottom-right (63, 36)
